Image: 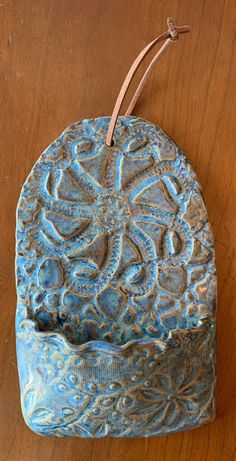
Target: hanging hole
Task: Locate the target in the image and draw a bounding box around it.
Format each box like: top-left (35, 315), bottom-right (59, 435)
top-left (106, 139), bottom-right (114, 147)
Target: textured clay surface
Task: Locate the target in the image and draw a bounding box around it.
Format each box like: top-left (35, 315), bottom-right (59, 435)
top-left (16, 116), bottom-right (216, 437)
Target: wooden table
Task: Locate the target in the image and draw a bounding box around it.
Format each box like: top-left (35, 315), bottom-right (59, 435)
top-left (0, 1), bottom-right (236, 460)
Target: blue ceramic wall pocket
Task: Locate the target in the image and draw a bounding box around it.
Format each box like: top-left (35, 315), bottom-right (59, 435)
top-left (16, 18), bottom-right (217, 437)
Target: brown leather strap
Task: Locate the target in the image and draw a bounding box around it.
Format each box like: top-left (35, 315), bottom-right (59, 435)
top-left (106, 18), bottom-right (190, 146)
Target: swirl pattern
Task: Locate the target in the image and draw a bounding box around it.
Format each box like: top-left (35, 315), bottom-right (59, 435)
top-left (16, 116), bottom-right (216, 436)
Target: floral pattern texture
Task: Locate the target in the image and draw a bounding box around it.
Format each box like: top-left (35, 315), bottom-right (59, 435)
top-left (16, 117), bottom-right (216, 437)
top-left (18, 318), bottom-right (215, 437)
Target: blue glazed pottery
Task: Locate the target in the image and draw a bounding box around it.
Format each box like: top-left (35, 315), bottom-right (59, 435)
top-left (15, 116), bottom-right (216, 437)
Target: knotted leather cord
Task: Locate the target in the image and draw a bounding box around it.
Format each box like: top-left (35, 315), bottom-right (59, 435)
top-left (106, 18), bottom-right (190, 147)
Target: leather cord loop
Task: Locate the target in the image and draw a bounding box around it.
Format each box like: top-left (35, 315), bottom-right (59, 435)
top-left (106, 17), bottom-right (190, 147)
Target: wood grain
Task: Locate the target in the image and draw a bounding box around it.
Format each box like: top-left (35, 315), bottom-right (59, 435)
top-left (0, 0), bottom-right (236, 460)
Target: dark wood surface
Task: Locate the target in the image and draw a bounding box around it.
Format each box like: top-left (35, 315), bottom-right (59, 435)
top-left (1, 1), bottom-right (236, 460)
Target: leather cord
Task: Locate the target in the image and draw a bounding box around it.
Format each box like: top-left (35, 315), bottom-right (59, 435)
top-left (106, 18), bottom-right (190, 147)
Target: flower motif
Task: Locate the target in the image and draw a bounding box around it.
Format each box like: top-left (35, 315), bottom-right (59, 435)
top-left (21, 118), bottom-right (208, 345)
top-left (140, 358), bottom-right (214, 430)
top-left (16, 117), bottom-right (216, 437)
